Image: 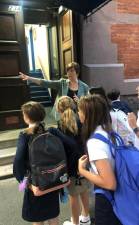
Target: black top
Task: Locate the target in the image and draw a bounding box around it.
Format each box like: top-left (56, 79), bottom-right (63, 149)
top-left (67, 88), bottom-right (78, 99)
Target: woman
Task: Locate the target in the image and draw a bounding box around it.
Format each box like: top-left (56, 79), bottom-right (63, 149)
top-left (89, 86), bottom-right (135, 145)
top-left (78, 95), bottom-right (122, 225)
top-left (19, 62), bottom-right (89, 121)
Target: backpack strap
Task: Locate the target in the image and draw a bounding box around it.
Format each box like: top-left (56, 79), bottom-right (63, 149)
top-left (90, 133), bottom-right (115, 204)
top-left (92, 133), bottom-right (110, 144)
top-left (92, 132), bottom-right (124, 147)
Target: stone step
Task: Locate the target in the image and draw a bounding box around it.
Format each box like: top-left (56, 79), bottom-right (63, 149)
top-left (0, 129), bottom-right (21, 149)
top-left (31, 95), bottom-right (51, 102)
top-left (0, 129), bottom-right (21, 142)
top-left (0, 139), bottom-right (17, 150)
top-left (0, 164), bottom-right (13, 180)
top-left (0, 147), bottom-right (16, 166)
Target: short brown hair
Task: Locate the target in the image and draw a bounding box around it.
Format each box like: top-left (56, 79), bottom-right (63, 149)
top-left (21, 101), bottom-right (46, 123)
top-left (66, 62), bottom-right (80, 75)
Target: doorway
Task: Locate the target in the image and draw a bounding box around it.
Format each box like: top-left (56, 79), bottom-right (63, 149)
top-left (25, 24), bottom-right (50, 78)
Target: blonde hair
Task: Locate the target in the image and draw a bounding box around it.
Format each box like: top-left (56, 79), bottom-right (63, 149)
top-left (57, 96), bottom-right (78, 135)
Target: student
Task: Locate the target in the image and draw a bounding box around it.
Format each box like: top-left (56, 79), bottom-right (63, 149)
top-left (19, 62), bottom-right (89, 121)
top-left (89, 86), bottom-right (135, 145)
top-left (49, 96), bottom-right (91, 225)
top-left (107, 88), bottom-right (132, 114)
top-left (13, 101), bottom-right (59, 225)
top-left (78, 95), bottom-right (122, 225)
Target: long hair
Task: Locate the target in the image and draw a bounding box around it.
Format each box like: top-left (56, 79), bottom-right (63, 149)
top-left (21, 101), bottom-right (46, 134)
top-left (78, 94), bottom-right (112, 141)
top-left (57, 96), bottom-right (78, 135)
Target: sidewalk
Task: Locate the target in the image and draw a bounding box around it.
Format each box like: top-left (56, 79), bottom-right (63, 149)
top-left (0, 178), bottom-right (95, 225)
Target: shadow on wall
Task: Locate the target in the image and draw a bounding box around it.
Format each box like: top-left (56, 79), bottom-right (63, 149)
top-left (82, 64), bottom-right (139, 113)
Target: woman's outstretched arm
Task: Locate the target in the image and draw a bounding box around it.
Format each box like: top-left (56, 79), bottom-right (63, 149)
top-left (19, 72), bottom-right (42, 85)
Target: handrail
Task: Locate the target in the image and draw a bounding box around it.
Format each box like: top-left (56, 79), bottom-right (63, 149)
top-left (37, 56), bottom-right (49, 80)
top-left (37, 55), bottom-right (51, 96)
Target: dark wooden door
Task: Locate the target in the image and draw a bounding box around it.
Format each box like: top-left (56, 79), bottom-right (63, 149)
top-left (0, 4), bottom-right (30, 130)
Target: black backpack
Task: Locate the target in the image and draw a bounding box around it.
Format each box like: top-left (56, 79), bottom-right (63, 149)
top-left (48, 127), bottom-right (84, 178)
top-left (28, 129), bottom-right (70, 193)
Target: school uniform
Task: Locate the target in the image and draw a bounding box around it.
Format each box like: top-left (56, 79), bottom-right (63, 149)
top-left (48, 126), bottom-right (90, 196)
top-left (13, 131), bottom-right (59, 222)
top-left (111, 100), bottom-right (132, 114)
top-left (87, 126), bottom-right (122, 225)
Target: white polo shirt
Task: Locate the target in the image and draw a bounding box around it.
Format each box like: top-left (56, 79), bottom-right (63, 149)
top-left (87, 126), bottom-right (115, 174)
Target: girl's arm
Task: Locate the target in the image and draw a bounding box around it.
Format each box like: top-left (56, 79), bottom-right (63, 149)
top-left (78, 155), bottom-right (116, 190)
top-left (13, 132), bottom-right (29, 182)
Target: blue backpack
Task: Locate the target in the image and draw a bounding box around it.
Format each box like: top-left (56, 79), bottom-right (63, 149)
top-left (92, 132), bottom-right (139, 225)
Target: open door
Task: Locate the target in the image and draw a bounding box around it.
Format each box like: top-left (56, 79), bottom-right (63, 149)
top-left (0, 4), bottom-right (29, 130)
top-left (59, 10), bottom-right (77, 75)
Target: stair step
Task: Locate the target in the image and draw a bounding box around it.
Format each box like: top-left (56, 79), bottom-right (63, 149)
top-left (30, 90), bottom-right (49, 97)
top-left (31, 96), bottom-right (51, 102)
top-left (29, 72), bottom-right (43, 79)
top-left (0, 139), bottom-right (17, 150)
top-left (0, 147), bottom-right (16, 166)
top-left (28, 71), bottom-right (52, 107)
top-left (0, 164), bottom-right (13, 180)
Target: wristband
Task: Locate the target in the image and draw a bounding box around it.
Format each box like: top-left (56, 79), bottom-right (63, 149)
top-left (133, 127), bottom-right (139, 134)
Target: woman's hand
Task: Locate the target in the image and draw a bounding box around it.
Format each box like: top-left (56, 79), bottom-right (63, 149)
top-left (73, 94), bottom-right (79, 103)
top-left (19, 72), bottom-right (29, 81)
top-left (78, 155), bottom-right (88, 175)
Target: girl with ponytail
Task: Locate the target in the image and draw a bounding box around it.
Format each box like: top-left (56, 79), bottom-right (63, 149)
top-left (13, 101), bottom-right (59, 225)
top-left (49, 96), bottom-right (91, 225)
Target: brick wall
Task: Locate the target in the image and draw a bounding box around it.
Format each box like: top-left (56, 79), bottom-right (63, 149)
top-left (110, 0), bottom-right (139, 79)
top-left (82, 0), bottom-right (139, 97)
top-left (117, 0), bottom-right (139, 14)
top-left (111, 24), bottom-right (139, 79)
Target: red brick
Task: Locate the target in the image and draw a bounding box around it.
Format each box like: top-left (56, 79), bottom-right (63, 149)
top-left (117, 0), bottom-right (139, 14)
top-left (111, 24), bottom-right (139, 78)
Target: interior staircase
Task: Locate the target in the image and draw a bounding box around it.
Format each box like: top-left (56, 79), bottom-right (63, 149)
top-left (28, 70), bottom-right (52, 107)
